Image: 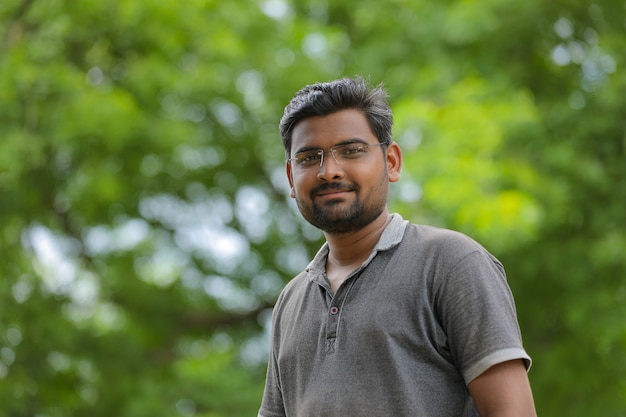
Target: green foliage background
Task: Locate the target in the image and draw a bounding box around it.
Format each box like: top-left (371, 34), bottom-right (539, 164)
top-left (1, 0), bottom-right (625, 415)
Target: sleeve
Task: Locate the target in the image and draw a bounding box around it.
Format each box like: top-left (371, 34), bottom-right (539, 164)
top-left (258, 307), bottom-right (287, 417)
top-left (434, 247), bottom-right (531, 385)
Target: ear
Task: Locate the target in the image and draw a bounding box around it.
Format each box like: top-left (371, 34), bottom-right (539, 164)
top-left (286, 162), bottom-right (296, 198)
top-left (386, 142), bottom-right (402, 183)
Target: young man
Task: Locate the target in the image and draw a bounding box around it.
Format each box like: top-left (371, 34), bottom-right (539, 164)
top-left (259, 77), bottom-right (536, 417)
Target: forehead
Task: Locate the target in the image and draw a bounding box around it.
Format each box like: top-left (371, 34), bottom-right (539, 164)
top-left (291, 109), bottom-right (376, 150)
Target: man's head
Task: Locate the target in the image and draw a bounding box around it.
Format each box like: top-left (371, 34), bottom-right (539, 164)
top-left (279, 76), bottom-right (393, 157)
top-left (282, 77), bottom-right (402, 235)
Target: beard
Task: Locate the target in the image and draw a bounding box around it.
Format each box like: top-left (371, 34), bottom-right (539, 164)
top-left (295, 182), bottom-right (386, 234)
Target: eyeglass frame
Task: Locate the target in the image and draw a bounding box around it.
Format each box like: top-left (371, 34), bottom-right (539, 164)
top-left (286, 139), bottom-right (391, 171)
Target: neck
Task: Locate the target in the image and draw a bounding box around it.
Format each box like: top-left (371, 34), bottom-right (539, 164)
top-left (324, 210), bottom-right (392, 268)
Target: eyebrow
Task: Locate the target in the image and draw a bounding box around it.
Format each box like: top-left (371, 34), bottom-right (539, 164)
top-left (293, 138), bottom-right (369, 154)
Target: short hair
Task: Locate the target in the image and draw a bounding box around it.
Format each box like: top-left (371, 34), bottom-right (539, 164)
top-left (279, 76), bottom-right (393, 156)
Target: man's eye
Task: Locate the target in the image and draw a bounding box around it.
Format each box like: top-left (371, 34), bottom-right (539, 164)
top-left (341, 145), bottom-right (367, 157)
top-left (298, 153), bottom-right (321, 164)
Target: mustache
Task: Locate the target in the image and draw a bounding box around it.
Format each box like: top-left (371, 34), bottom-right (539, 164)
top-left (311, 182), bottom-right (358, 196)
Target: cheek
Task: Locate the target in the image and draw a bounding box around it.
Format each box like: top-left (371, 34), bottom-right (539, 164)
top-left (356, 164), bottom-right (386, 185)
top-left (291, 176), bottom-right (312, 197)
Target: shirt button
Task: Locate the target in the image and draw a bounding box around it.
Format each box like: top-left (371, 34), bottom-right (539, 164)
top-left (329, 306), bottom-right (339, 315)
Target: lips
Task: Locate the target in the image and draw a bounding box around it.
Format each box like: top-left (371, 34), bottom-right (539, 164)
top-left (317, 189), bottom-right (350, 196)
top-left (317, 191), bottom-right (350, 200)
top-left (312, 183), bottom-right (357, 198)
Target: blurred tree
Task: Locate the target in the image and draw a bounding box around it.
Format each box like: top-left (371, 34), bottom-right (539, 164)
top-left (0, 0), bottom-right (624, 416)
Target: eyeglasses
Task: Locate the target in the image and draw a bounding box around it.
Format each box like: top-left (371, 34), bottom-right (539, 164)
top-left (287, 141), bottom-right (390, 171)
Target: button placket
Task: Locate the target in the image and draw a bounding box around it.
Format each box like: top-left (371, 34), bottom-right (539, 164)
top-left (326, 302), bottom-right (340, 339)
top-left (325, 304), bottom-right (339, 354)
top-left (324, 270), bottom-right (361, 355)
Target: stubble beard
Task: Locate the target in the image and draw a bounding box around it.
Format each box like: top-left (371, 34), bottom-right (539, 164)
top-left (296, 190), bottom-right (385, 234)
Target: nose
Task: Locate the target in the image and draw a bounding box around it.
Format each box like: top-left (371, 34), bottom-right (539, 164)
top-left (316, 150), bottom-right (344, 181)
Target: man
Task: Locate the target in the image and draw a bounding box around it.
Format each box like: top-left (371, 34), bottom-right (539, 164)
top-left (259, 77), bottom-right (536, 417)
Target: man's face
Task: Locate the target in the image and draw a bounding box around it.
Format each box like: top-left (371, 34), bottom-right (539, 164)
top-left (286, 109), bottom-right (401, 234)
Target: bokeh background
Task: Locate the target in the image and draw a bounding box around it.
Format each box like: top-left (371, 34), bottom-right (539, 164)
top-left (1, 0), bottom-right (625, 415)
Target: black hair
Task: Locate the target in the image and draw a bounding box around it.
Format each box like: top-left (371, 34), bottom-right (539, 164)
top-left (279, 76), bottom-right (393, 156)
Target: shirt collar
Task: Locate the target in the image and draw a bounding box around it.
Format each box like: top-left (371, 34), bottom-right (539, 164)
top-left (305, 213), bottom-right (408, 275)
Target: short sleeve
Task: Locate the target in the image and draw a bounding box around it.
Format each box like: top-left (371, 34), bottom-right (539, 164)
top-left (434, 248), bottom-right (531, 384)
top-left (258, 301), bottom-right (287, 417)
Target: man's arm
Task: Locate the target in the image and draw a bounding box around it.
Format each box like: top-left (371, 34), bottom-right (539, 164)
top-left (467, 359), bottom-right (537, 417)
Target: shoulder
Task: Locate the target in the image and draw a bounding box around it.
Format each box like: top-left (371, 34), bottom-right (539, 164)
top-left (272, 267), bottom-right (323, 318)
top-left (403, 224), bottom-right (496, 263)
top-left (274, 242), bottom-right (329, 306)
top-left (275, 270), bottom-right (309, 303)
top-left (397, 223), bottom-right (505, 284)
top-left (408, 223), bottom-right (484, 250)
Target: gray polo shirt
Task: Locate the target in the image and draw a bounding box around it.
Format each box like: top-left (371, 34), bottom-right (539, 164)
top-left (259, 214), bottom-right (530, 417)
